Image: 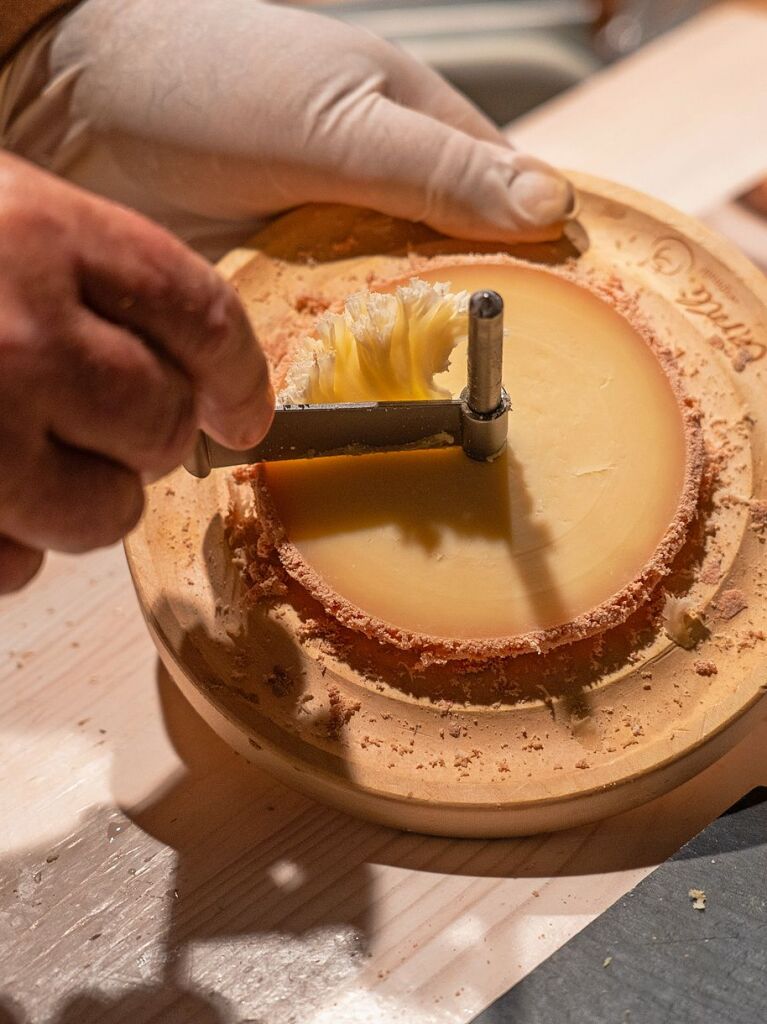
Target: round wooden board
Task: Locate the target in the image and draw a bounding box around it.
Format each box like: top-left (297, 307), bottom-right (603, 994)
top-left (126, 173), bottom-right (767, 837)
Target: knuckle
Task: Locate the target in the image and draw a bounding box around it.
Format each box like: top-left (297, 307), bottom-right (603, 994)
top-left (130, 261), bottom-right (180, 311)
top-left (0, 195), bottom-right (63, 240)
top-left (110, 231), bottom-right (191, 311)
top-left (194, 280), bottom-right (249, 364)
top-left (0, 312), bottom-right (45, 365)
top-left (335, 26), bottom-right (396, 87)
top-left (123, 222), bottom-right (219, 318)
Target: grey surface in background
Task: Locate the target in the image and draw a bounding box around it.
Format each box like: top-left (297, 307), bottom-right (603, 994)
top-left (305, 0), bottom-right (716, 125)
top-left (471, 788), bottom-right (767, 1024)
top-left (304, 0), bottom-right (601, 123)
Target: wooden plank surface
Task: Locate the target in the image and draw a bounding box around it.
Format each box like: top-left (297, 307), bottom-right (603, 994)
top-left (1, 540), bottom-right (766, 1023)
top-left (2, 3), bottom-right (767, 1021)
top-left (509, 2), bottom-right (767, 215)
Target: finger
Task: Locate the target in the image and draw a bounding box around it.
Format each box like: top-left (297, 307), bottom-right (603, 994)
top-left (0, 440), bottom-right (144, 554)
top-left (0, 536), bottom-right (44, 594)
top-left (52, 308), bottom-right (197, 475)
top-left (295, 95), bottom-right (575, 242)
top-left (383, 50), bottom-right (506, 145)
top-left (76, 198), bottom-right (274, 448)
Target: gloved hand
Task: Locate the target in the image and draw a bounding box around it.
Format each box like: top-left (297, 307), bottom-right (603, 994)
top-left (0, 151), bottom-right (273, 593)
top-left (47, 0), bottom-right (575, 249)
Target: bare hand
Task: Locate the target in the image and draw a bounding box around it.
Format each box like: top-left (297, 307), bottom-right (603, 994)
top-left (0, 152), bottom-right (273, 593)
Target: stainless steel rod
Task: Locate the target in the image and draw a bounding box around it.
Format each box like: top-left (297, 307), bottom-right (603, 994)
top-left (461, 290), bottom-right (510, 461)
top-left (467, 289), bottom-right (504, 415)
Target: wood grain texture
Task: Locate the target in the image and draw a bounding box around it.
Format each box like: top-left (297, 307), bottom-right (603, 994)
top-left (509, 3), bottom-right (767, 216)
top-left (2, 3), bottom-right (767, 1020)
top-left (1, 546), bottom-right (766, 1022)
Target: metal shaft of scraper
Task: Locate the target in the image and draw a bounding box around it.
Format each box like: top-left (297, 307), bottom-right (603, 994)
top-left (461, 290), bottom-right (509, 461)
top-left (467, 290), bottom-right (504, 414)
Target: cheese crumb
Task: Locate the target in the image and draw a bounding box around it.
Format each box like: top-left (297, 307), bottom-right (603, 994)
top-left (688, 887), bottom-right (706, 911)
top-left (663, 594), bottom-right (704, 649)
top-left (693, 659), bottom-right (718, 677)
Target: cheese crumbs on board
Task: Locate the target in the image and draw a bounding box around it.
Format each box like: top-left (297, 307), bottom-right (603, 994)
top-left (688, 888), bottom-right (707, 911)
top-left (663, 594), bottom-right (705, 649)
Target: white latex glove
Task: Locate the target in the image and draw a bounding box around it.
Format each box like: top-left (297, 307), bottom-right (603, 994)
top-left (42, 0), bottom-right (574, 250)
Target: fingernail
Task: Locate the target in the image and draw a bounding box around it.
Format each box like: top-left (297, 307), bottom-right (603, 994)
top-left (509, 168), bottom-right (576, 226)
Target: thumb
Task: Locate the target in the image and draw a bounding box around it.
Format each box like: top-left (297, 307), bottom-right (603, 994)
top-left (300, 94), bottom-right (575, 243)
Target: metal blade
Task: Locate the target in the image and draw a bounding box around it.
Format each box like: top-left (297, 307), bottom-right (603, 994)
top-left (186, 400), bottom-right (463, 477)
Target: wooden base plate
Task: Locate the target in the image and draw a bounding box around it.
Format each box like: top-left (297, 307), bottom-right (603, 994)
top-left (126, 173), bottom-right (767, 837)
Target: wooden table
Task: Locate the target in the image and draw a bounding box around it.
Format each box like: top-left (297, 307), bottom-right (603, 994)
top-left (2, 4), bottom-right (767, 1021)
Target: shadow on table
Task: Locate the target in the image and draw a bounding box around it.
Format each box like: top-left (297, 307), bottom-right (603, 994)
top-left (0, 654), bottom-right (375, 1024)
top-left (122, 664), bottom-right (767, 887)
top-left (1, 660), bottom-right (765, 1023)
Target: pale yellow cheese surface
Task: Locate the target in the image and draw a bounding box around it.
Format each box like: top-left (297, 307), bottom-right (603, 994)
top-left (264, 263), bottom-right (688, 641)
